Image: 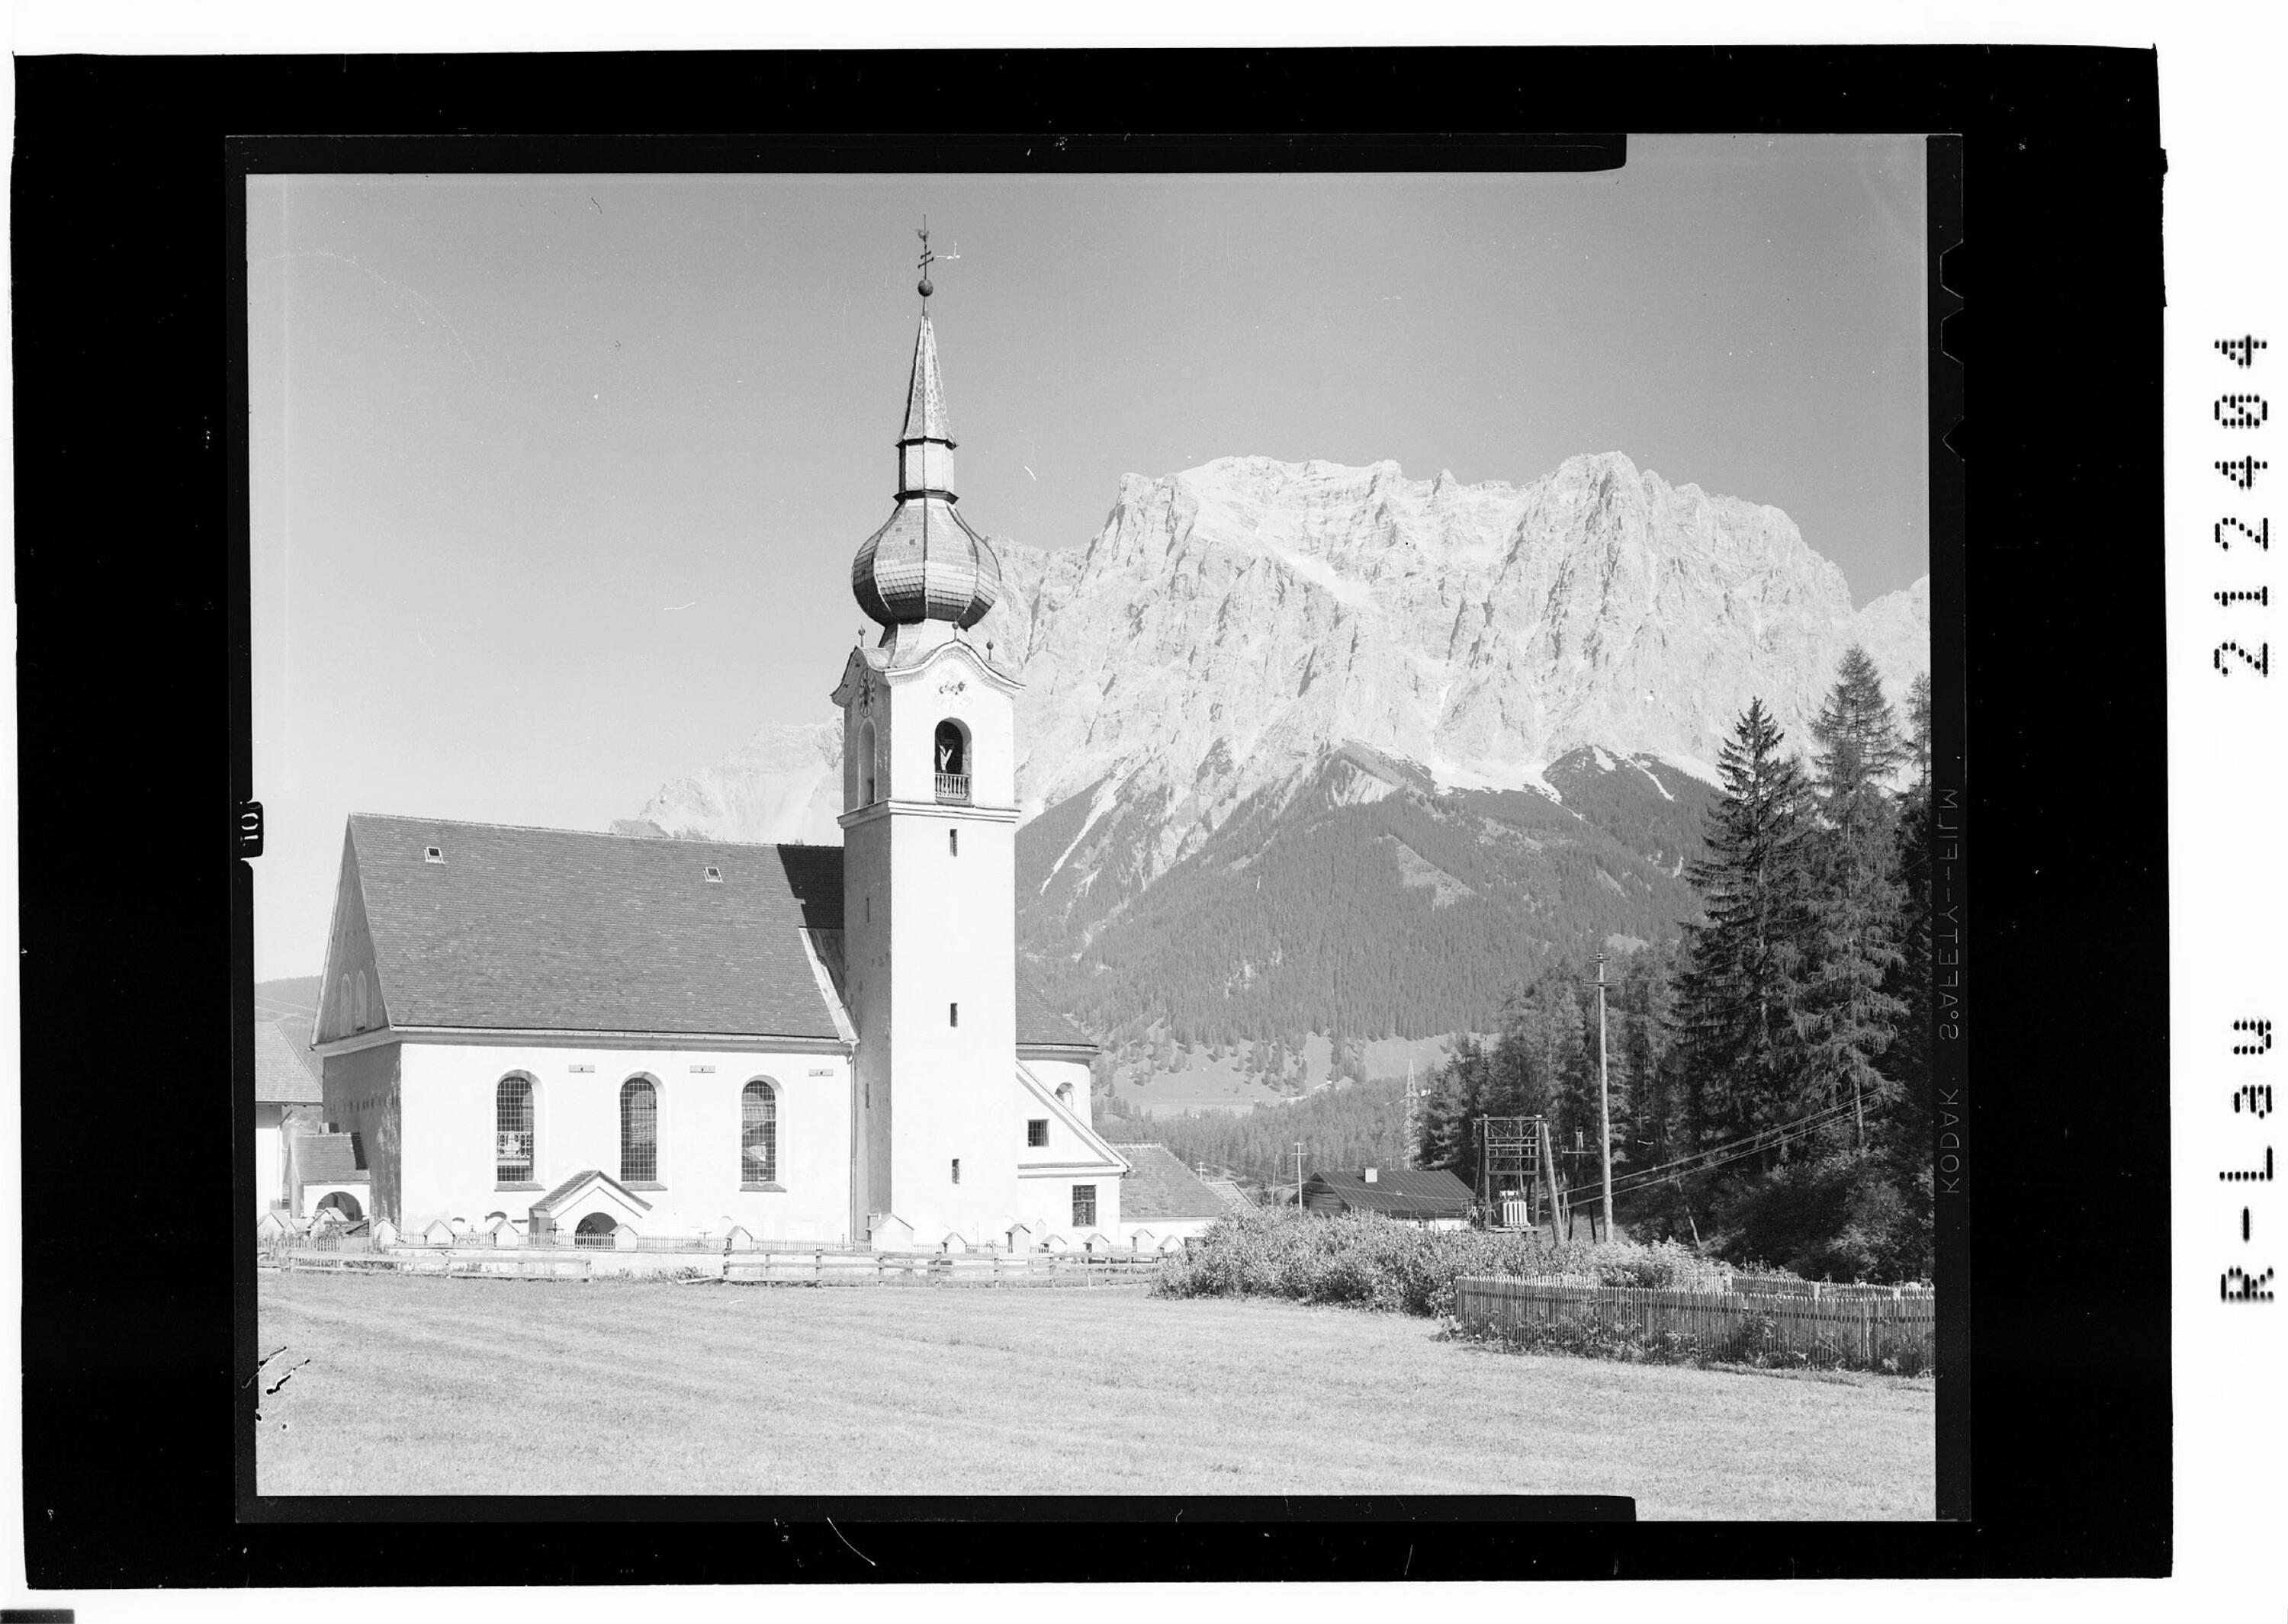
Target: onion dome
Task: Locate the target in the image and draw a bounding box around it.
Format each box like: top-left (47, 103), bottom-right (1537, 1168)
top-left (850, 312), bottom-right (1004, 630)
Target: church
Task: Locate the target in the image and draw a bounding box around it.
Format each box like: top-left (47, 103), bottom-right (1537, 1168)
top-left (305, 263), bottom-right (1136, 1252)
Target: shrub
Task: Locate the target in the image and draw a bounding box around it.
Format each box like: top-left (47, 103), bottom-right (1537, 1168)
top-left (1451, 1299), bottom-right (1929, 1375)
top-left (1151, 1209), bottom-right (1729, 1317)
top-left (1453, 1313), bottom-right (1704, 1367)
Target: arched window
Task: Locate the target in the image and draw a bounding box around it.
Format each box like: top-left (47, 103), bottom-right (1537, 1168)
top-left (496, 1076), bottom-right (535, 1183)
top-left (1056, 1081), bottom-right (1075, 1107)
top-left (857, 720), bottom-right (878, 806)
top-left (619, 1078), bottom-right (657, 1183)
top-left (934, 720), bottom-right (972, 804)
top-left (574, 1213), bottom-right (618, 1248)
top-left (741, 1080), bottom-right (778, 1186)
top-left (934, 718), bottom-right (967, 775)
top-left (316, 1190), bottom-right (363, 1222)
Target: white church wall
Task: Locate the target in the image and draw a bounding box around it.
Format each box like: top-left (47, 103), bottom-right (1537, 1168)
top-left (884, 642), bottom-right (1016, 810)
top-left (879, 803), bottom-right (1020, 1242)
top-left (1019, 1058), bottom-right (1093, 1121)
top-left (1016, 1174), bottom-right (1121, 1242)
top-left (255, 1102), bottom-right (284, 1215)
top-left (394, 1042), bottom-right (854, 1241)
top-left (321, 1041), bottom-right (402, 1224)
top-left (842, 807), bottom-right (895, 1232)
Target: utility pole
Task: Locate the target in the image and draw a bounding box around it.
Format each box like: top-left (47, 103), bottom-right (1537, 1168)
top-left (1294, 1141), bottom-right (1306, 1213)
top-left (1403, 1060), bottom-right (1416, 1170)
top-left (1593, 952), bottom-right (1614, 1239)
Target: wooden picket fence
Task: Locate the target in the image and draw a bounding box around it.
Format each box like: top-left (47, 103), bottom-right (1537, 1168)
top-left (1724, 1272), bottom-right (1933, 1302)
top-left (1453, 1276), bottom-right (1935, 1372)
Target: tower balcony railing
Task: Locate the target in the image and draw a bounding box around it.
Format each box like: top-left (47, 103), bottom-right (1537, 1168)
top-left (935, 772), bottom-right (971, 805)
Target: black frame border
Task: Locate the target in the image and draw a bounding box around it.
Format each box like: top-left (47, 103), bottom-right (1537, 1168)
top-left (13, 46), bottom-right (2164, 1586)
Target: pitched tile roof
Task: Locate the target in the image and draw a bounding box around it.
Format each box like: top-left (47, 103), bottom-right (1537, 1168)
top-left (532, 1169), bottom-right (652, 1215)
top-left (254, 1016), bottom-right (324, 1104)
top-left (350, 815), bottom-right (844, 1039)
top-left (1305, 1167), bottom-right (1473, 1220)
top-left (297, 1134), bottom-right (368, 1184)
top-left (1200, 1176), bottom-right (1253, 1215)
top-left (1117, 1144), bottom-right (1230, 1223)
top-left (343, 814), bottom-right (1096, 1049)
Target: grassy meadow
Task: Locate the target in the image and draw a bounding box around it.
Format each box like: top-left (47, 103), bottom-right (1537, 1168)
top-left (257, 1270), bottom-right (1932, 1516)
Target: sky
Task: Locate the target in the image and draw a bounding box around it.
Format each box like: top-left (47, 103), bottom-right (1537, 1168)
top-left (248, 136), bottom-right (1928, 978)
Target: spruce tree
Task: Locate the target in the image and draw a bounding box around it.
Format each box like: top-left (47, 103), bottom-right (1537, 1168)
top-left (1798, 647), bottom-right (1910, 1152)
top-left (1670, 698), bottom-right (1817, 1154)
top-left (1869, 671), bottom-right (1935, 1275)
top-left (1532, 970), bottom-right (1596, 1167)
top-left (1618, 945), bottom-right (1673, 1168)
top-left (1418, 1038), bottom-right (1493, 1186)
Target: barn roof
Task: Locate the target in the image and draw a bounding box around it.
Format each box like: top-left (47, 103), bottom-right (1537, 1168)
top-left (1305, 1167), bottom-right (1472, 1219)
top-left (1117, 1144), bottom-right (1230, 1223)
top-left (333, 814), bottom-right (1094, 1051)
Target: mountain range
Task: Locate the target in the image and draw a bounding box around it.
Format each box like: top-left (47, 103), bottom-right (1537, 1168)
top-left (618, 451), bottom-right (1929, 1081)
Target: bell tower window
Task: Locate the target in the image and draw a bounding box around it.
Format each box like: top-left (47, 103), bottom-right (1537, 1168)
top-left (857, 720), bottom-right (879, 807)
top-left (934, 719), bottom-right (970, 804)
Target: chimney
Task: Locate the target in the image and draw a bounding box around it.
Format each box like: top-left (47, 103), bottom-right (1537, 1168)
top-left (1364, 1167), bottom-right (1378, 1183)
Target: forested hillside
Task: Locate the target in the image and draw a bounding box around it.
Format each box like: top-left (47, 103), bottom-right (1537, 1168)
top-left (1097, 1077), bottom-right (1412, 1192)
top-left (1021, 743), bottom-right (1717, 1077)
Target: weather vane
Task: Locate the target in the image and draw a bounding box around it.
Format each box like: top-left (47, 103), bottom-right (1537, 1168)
top-left (915, 217), bottom-right (935, 301)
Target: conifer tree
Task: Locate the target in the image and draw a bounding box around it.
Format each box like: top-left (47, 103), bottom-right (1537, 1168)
top-left (1869, 671), bottom-right (1935, 1274)
top-left (1529, 969), bottom-right (1596, 1162)
top-left (1417, 1038), bottom-right (1493, 1185)
top-left (1884, 672), bottom-right (1933, 1096)
top-left (1670, 698), bottom-right (1817, 1154)
top-left (1617, 945), bottom-right (1673, 1167)
top-left (1798, 648), bottom-right (1910, 1151)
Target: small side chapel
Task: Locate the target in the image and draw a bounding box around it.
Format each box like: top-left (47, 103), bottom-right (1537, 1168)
top-left (305, 253), bottom-right (1130, 1250)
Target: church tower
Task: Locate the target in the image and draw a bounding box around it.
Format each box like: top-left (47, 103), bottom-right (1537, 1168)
top-left (831, 233), bottom-right (1024, 1247)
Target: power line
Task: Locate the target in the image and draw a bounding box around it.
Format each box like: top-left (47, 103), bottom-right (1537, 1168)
top-left (1611, 1111), bottom-right (1853, 1194)
top-left (1602, 1101), bottom-right (1859, 1197)
top-left (1611, 1112), bottom-right (1858, 1199)
top-left (1604, 1099), bottom-right (1856, 1189)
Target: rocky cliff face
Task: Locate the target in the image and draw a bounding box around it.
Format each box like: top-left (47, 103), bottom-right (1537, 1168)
top-left (618, 721), bottom-right (844, 847)
top-left (632, 452), bottom-right (1927, 865)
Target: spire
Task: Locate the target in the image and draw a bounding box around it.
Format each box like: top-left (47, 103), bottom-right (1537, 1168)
top-left (899, 313), bottom-right (953, 448)
top-left (900, 218), bottom-right (951, 446)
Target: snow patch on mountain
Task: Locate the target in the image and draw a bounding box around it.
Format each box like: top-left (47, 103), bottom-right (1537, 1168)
top-left (1629, 756), bottom-right (1676, 801)
top-left (1650, 752), bottom-right (1726, 790)
top-left (1041, 773), bottom-right (1128, 894)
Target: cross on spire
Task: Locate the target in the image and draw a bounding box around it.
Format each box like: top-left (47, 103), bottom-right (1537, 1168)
top-left (915, 217), bottom-right (935, 301)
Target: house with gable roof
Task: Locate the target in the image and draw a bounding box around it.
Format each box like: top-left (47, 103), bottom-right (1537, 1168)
top-left (253, 1016), bottom-right (325, 1217)
top-left (1300, 1166), bottom-right (1473, 1228)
